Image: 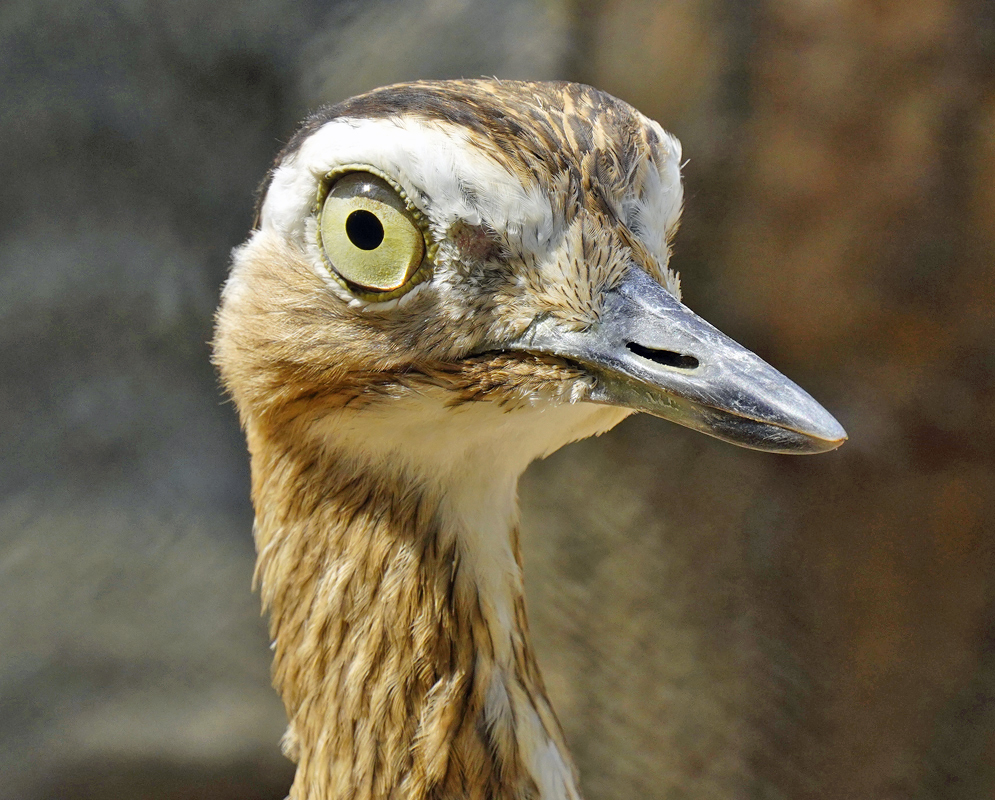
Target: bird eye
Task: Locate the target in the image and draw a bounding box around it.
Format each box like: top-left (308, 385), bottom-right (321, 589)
top-left (317, 172), bottom-right (428, 298)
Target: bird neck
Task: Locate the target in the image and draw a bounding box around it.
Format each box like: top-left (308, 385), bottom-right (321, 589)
top-left (248, 416), bottom-right (583, 800)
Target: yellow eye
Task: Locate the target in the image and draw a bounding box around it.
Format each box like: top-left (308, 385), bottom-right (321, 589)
top-left (317, 172), bottom-right (428, 298)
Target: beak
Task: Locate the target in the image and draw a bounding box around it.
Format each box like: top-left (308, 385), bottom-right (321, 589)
top-left (510, 267), bottom-right (847, 454)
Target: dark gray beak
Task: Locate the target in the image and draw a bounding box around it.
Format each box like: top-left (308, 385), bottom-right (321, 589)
top-left (510, 268), bottom-right (847, 454)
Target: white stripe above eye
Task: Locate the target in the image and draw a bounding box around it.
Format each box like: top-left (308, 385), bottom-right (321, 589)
top-left (261, 116), bottom-right (556, 253)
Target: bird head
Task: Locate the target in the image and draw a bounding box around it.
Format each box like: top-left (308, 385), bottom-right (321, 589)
top-left (214, 80), bottom-right (845, 482)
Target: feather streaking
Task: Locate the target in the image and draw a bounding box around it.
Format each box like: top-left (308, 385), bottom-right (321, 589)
top-left (214, 79), bottom-right (687, 800)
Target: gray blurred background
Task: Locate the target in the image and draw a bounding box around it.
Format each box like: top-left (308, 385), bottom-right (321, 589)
top-left (2, 0), bottom-right (993, 797)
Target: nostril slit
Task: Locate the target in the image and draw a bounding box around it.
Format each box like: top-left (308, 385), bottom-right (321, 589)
top-left (626, 342), bottom-right (699, 370)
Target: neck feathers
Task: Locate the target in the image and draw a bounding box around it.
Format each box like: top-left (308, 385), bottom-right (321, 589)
top-left (249, 418), bottom-right (581, 800)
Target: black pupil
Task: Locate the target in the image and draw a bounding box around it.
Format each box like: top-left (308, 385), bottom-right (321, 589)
top-left (345, 210), bottom-right (384, 250)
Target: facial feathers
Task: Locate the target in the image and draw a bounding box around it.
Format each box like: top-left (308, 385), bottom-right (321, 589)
top-left (215, 79), bottom-right (683, 463)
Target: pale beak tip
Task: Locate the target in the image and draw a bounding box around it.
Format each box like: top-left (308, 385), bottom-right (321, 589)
top-left (799, 413), bottom-right (848, 454)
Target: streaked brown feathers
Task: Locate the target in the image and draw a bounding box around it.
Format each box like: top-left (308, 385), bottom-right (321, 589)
top-left (215, 79), bottom-right (681, 800)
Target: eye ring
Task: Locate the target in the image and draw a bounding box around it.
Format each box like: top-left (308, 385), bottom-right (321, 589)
top-left (314, 169), bottom-right (434, 302)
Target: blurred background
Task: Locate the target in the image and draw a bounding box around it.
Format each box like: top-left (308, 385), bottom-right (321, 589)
top-left (2, 0), bottom-right (993, 797)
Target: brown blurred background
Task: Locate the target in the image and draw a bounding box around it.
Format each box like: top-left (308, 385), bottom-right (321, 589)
top-left (2, 0), bottom-right (993, 798)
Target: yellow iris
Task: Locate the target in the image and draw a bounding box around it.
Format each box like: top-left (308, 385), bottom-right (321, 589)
top-left (317, 172), bottom-right (427, 297)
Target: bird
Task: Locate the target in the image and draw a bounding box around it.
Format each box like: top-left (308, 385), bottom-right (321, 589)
top-left (212, 79), bottom-right (846, 800)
